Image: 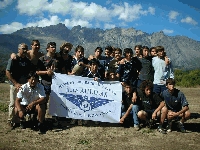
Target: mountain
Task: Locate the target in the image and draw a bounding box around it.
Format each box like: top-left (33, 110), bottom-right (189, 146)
top-left (0, 23), bottom-right (200, 70)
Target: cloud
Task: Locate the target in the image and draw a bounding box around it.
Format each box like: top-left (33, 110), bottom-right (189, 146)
top-left (17, 0), bottom-right (48, 16)
top-left (0, 0), bottom-right (13, 9)
top-left (162, 29), bottom-right (174, 34)
top-left (169, 11), bottom-right (179, 21)
top-left (26, 15), bottom-right (60, 27)
top-left (112, 2), bottom-right (155, 22)
top-left (148, 7), bottom-right (155, 15)
top-left (181, 17), bottom-right (198, 25)
top-left (0, 22), bottom-right (24, 34)
top-left (104, 23), bottom-right (115, 29)
top-left (63, 19), bottom-right (92, 28)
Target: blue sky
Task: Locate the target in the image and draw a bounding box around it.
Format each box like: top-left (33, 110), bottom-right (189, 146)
top-left (0, 0), bottom-right (200, 41)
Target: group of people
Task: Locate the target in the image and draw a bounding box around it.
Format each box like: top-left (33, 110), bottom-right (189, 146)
top-left (5, 40), bottom-right (190, 133)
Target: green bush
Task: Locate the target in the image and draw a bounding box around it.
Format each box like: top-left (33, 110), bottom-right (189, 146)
top-left (175, 69), bottom-right (200, 87)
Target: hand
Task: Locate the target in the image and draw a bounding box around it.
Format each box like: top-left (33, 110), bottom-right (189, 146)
top-left (121, 82), bottom-right (125, 87)
top-left (46, 69), bottom-right (54, 76)
top-left (152, 112), bottom-right (157, 120)
top-left (26, 102), bottom-right (34, 111)
top-left (94, 77), bottom-right (99, 81)
top-left (14, 83), bottom-right (22, 90)
top-left (132, 93), bottom-right (137, 103)
top-left (120, 117), bottom-right (125, 124)
top-left (168, 111), bottom-right (178, 119)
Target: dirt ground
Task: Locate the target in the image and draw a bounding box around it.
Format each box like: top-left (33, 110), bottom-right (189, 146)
top-left (0, 83), bottom-right (200, 150)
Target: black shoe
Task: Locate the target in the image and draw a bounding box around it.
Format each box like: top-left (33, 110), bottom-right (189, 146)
top-left (157, 126), bottom-right (166, 134)
top-left (20, 120), bottom-right (26, 129)
top-left (38, 123), bottom-right (46, 133)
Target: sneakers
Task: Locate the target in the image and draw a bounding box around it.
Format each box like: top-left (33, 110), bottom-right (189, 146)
top-left (166, 122), bottom-right (172, 132)
top-left (7, 120), bottom-right (15, 129)
top-left (134, 125), bottom-right (140, 131)
top-left (157, 126), bottom-right (166, 134)
top-left (177, 122), bottom-right (186, 133)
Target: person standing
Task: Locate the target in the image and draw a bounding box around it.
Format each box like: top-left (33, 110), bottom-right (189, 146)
top-left (6, 43), bottom-right (34, 127)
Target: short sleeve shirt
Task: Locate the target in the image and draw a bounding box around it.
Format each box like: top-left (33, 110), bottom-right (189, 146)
top-left (161, 88), bottom-right (189, 111)
top-left (137, 88), bottom-right (163, 110)
top-left (17, 82), bottom-right (46, 105)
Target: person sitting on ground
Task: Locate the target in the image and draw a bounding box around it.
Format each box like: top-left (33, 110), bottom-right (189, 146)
top-left (161, 78), bottom-right (191, 133)
top-left (14, 72), bottom-right (46, 133)
top-left (120, 80), bottom-right (167, 134)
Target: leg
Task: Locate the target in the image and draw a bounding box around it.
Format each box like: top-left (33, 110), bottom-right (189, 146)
top-left (137, 110), bottom-right (148, 120)
top-left (132, 105), bottom-right (140, 126)
top-left (8, 85), bottom-right (17, 122)
top-left (36, 104), bottom-right (45, 123)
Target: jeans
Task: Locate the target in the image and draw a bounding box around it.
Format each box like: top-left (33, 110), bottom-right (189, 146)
top-left (121, 104), bottom-right (140, 126)
top-left (132, 105), bottom-right (139, 126)
top-left (153, 84), bottom-right (167, 94)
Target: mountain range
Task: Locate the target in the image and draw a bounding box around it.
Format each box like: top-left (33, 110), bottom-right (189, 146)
top-left (0, 23), bottom-right (200, 70)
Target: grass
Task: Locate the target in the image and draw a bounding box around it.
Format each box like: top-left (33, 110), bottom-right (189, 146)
top-left (0, 103), bottom-right (8, 112)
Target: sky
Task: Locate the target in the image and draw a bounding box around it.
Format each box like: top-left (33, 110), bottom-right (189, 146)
top-left (0, 0), bottom-right (200, 41)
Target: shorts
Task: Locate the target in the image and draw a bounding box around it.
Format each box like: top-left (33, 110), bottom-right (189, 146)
top-left (21, 105), bottom-right (36, 115)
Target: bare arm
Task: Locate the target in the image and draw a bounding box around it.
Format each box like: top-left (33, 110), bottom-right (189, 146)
top-left (6, 70), bottom-right (21, 89)
top-left (120, 104), bottom-right (133, 123)
top-left (152, 101), bottom-right (165, 119)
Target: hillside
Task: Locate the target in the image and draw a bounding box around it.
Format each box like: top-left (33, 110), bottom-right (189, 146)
top-left (0, 23), bottom-right (200, 70)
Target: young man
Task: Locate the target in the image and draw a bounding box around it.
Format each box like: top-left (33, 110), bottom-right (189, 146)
top-left (152, 46), bottom-right (174, 94)
top-left (119, 82), bottom-right (140, 130)
top-left (15, 72), bottom-right (46, 132)
top-left (70, 45), bottom-right (89, 76)
top-left (137, 46), bottom-right (154, 88)
top-left (27, 40), bottom-right (44, 66)
top-left (161, 78), bottom-right (191, 133)
top-left (6, 43), bottom-right (34, 127)
top-left (116, 48), bottom-right (141, 87)
top-left (59, 42), bottom-right (73, 74)
top-left (120, 80), bottom-right (167, 134)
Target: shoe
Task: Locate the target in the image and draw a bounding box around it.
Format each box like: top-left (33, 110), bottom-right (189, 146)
top-left (38, 123), bottom-right (46, 133)
top-left (177, 122), bottom-right (186, 133)
top-left (70, 119), bottom-right (76, 125)
top-left (157, 126), bottom-right (166, 134)
top-left (166, 122), bottom-right (172, 132)
top-left (78, 120), bottom-right (83, 126)
top-left (20, 120), bottom-right (26, 129)
top-left (146, 119), bottom-right (154, 129)
top-left (134, 125), bottom-right (140, 131)
top-left (7, 120), bottom-right (15, 129)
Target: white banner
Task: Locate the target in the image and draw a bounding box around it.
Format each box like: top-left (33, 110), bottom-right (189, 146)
top-left (49, 73), bottom-right (122, 123)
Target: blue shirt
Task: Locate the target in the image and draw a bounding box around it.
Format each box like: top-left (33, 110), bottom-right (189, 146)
top-left (161, 88), bottom-right (189, 111)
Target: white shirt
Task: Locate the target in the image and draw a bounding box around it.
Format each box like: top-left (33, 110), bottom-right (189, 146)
top-left (152, 56), bottom-right (174, 85)
top-left (17, 82), bottom-right (46, 105)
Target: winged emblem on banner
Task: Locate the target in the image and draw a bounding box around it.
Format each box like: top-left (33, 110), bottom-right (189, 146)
top-left (59, 93), bottom-right (114, 112)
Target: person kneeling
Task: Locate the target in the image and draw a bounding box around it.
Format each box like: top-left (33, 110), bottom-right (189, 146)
top-left (15, 72), bottom-right (46, 133)
top-left (161, 78), bottom-right (191, 133)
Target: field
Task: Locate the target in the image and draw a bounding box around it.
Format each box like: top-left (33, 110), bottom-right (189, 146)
top-left (0, 83), bottom-right (200, 150)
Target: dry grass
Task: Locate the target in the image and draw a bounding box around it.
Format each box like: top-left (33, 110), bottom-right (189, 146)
top-left (0, 83), bottom-right (200, 150)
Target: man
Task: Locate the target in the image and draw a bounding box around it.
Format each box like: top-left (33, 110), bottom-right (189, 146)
top-left (161, 78), bottom-right (191, 133)
top-left (152, 46), bottom-right (174, 94)
top-left (6, 43), bottom-right (34, 127)
top-left (15, 72), bottom-right (46, 133)
top-left (119, 82), bottom-right (140, 130)
top-left (27, 40), bottom-right (44, 66)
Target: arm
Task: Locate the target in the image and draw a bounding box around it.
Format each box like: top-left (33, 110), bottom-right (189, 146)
top-left (120, 104), bottom-right (133, 123)
top-left (26, 97), bottom-right (46, 111)
top-left (152, 101), bottom-right (165, 120)
top-left (6, 70), bottom-right (21, 89)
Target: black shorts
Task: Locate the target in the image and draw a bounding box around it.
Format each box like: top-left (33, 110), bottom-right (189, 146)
top-left (21, 105), bottom-right (37, 115)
